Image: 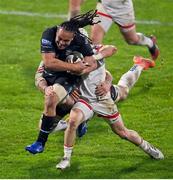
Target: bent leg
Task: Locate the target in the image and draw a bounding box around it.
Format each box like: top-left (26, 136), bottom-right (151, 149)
top-left (64, 108), bottom-right (84, 147)
top-left (120, 26), bottom-right (153, 48)
top-left (114, 64), bottom-right (144, 102)
top-left (91, 24), bottom-right (105, 45)
top-left (90, 2), bottom-right (112, 44)
top-left (56, 108), bottom-right (85, 170)
top-left (110, 115), bottom-right (142, 145)
top-left (56, 100), bottom-right (94, 169)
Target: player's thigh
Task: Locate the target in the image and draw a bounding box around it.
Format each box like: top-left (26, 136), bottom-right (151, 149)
top-left (69, 108), bottom-right (85, 127)
top-left (91, 24), bottom-right (105, 44)
top-left (72, 100), bottom-right (94, 122)
top-left (69, 0), bottom-right (81, 8)
top-left (102, 0), bottom-right (135, 28)
top-left (110, 115), bottom-right (125, 130)
top-left (95, 2), bottom-right (113, 33)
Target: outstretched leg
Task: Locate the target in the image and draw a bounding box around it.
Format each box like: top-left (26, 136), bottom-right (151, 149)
top-left (113, 56), bottom-right (155, 102)
top-left (109, 115), bottom-right (164, 160)
top-left (120, 25), bottom-right (160, 60)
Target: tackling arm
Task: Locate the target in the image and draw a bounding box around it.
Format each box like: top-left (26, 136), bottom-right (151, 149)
top-left (42, 52), bottom-right (88, 74)
top-left (93, 45), bottom-right (117, 60)
top-left (95, 70), bottom-right (113, 97)
top-left (35, 61), bottom-right (48, 93)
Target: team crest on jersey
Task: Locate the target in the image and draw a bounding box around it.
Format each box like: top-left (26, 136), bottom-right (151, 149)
top-left (42, 39), bottom-right (52, 46)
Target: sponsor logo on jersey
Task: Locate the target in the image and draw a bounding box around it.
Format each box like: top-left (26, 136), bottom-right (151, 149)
top-left (42, 39), bottom-right (52, 46)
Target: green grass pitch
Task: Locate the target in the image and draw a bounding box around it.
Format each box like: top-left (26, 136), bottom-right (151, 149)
top-left (0, 0), bottom-right (173, 178)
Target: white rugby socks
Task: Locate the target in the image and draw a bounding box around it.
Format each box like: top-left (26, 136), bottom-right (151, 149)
top-left (64, 145), bottom-right (73, 159)
top-left (118, 64), bottom-right (143, 90)
top-left (137, 33), bottom-right (153, 48)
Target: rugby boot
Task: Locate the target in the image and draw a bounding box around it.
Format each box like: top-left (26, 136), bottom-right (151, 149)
top-left (77, 121), bottom-right (87, 138)
top-left (140, 140), bottom-right (164, 160)
top-left (133, 56), bottom-right (155, 70)
top-left (52, 119), bottom-right (67, 133)
top-left (56, 157), bottom-right (70, 170)
top-left (148, 35), bottom-right (160, 60)
top-left (25, 141), bottom-right (44, 154)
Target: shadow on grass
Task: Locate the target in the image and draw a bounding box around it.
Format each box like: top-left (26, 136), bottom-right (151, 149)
top-left (28, 159), bottom-right (81, 179)
top-left (130, 82), bottom-right (155, 98)
top-left (28, 155), bottom-right (173, 179)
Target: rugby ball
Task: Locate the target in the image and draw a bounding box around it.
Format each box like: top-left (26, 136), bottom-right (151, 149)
top-left (66, 51), bottom-right (83, 63)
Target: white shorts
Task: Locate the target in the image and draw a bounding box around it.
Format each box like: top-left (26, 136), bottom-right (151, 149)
top-left (72, 98), bottom-right (120, 124)
top-left (96, 0), bottom-right (135, 32)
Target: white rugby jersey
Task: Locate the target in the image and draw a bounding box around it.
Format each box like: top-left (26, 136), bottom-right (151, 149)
top-left (79, 60), bottom-right (111, 103)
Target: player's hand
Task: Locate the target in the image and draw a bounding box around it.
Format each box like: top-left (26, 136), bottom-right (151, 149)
top-left (70, 61), bottom-right (88, 75)
top-left (70, 88), bottom-right (80, 102)
top-left (44, 86), bottom-right (54, 96)
top-left (81, 56), bottom-right (97, 74)
top-left (83, 56), bottom-right (95, 66)
top-left (95, 81), bottom-right (111, 97)
top-left (99, 45), bottom-right (117, 58)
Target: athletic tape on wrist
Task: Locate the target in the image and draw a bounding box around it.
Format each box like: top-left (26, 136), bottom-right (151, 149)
top-left (93, 53), bottom-right (103, 61)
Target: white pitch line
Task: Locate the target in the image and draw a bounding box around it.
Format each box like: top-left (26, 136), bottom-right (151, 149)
top-left (0, 10), bottom-right (67, 19)
top-left (1, 10), bottom-right (173, 26)
top-left (136, 20), bottom-right (173, 26)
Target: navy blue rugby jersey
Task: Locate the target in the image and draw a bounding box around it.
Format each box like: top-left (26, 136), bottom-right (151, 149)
top-left (41, 26), bottom-right (94, 61)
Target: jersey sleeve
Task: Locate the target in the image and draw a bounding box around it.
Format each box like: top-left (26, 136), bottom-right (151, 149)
top-left (40, 28), bottom-right (56, 53)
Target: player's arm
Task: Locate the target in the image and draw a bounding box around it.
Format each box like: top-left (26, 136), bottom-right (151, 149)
top-left (77, 45), bottom-right (117, 75)
top-left (80, 55), bottom-right (98, 74)
top-left (95, 70), bottom-right (113, 97)
top-left (93, 45), bottom-right (117, 60)
top-left (42, 53), bottom-right (87, 74)
top-left (75, 35), bottom-right (98, 74)
top-left (41, 29), bottom-right (88, 74)
top-left (35, 61), bottom-right (57, 96)
top-left (35, 61), bottom-right (81, 101)
top-left (35, 61), bottom-right (48, 93)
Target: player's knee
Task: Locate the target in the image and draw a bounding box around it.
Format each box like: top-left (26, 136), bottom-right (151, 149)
top-left (45, 93), bottom-right (58, 109)
top-left (68, 119), bottom-right (79, 131)
top-left (120, 89), bottom-right (128, 101)
top-left (116, 129), bottom-right (128, 140)
top-left (117, 86), bottom-right (129, 101)
top-left (52, 84), bottom-right (68, 103)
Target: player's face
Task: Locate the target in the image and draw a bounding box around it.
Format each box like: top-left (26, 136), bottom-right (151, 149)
top-left (56, 28), bottom-right (74, 49)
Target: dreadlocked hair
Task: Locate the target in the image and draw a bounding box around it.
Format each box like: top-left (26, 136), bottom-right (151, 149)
top-left (59, 10), bottom-right (100, 33)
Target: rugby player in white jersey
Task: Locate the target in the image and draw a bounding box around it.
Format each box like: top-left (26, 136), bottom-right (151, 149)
top-left (68, 0), bottom-right (159, 60)
top-left (90, 0), bottom-right (159, 60)
top-left (56, 46), bottom-right (164, 170)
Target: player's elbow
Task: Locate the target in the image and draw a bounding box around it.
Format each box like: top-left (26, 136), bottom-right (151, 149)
top-left (42, 53), bottom-right (56, 69)
top-left (44, 60), bottom-right (54, 69)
